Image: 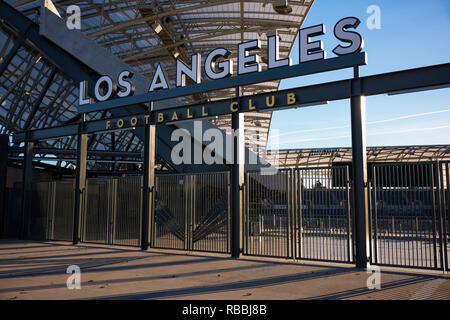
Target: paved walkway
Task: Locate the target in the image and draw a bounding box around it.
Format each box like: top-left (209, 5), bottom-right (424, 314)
top-left (0, 240), bottom-right (448, 300)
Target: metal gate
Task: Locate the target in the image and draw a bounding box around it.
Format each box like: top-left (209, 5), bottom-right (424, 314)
top-left (28, 180), bottom-right (75, 241)
top-left (294, 166), bottom-right (353, 262)
top-left (152, 172), bottom-right (230, 254)
top-left (441, 161), bottom-right (450, 270)
top-left (51, 180), bottom-right (75, 241)
top-left (244, 169), bottom-right (292, 258)
top-left (81, 176), bottom-right (142, 247)
top-left (369, 162), bottom-right (448, 270)
top-left (243, 166), bottom-right (353, 263)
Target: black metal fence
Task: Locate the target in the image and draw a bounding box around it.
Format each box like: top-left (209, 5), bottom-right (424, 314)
top-left (17, 161), bottom-right (449, 270)
top-left (152, 172), bottom-right (230, 254)
top-left (369, 162), bottom-right (449, 270)
top-left (243, 167), bottom-right (353, 263)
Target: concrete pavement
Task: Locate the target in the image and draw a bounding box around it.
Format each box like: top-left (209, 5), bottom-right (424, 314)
top-left (0, 240), bottom-right (448, 300)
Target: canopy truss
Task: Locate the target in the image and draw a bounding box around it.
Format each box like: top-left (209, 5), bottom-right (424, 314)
top-left (271, 145), bottom-right (450, 168)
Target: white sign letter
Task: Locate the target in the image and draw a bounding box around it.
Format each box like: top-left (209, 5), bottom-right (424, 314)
top-left (267, 33), bottom-right (291, 69)
top-left (332, 17), bottom-right (364, 56)
top-left (176, 54), bottom-right (201, 87)
top-left (149, 64), bottom-right (169, 92)
top-left (117, 70), bottom-right (135, 97)
top-left (299, 24), bottom-right (326, 63)
top-left (94, 75), bottom-right (117, 102)
top-left (238, 40), bottom-right (262, 75)
top-left (79, 81), bottom-right (90, 105)
top-left (205, 48), bottom-right (233, 80)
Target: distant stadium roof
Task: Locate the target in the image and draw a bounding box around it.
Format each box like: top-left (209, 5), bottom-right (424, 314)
top-left (270, 145), bottom-right (450, 167)
top-left (0, 0), bottom-right (314, 167)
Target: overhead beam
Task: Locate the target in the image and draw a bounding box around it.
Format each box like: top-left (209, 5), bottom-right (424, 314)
top-left (13, 62), bottom-right (450, 142)
top-left (9, 146), bottom-right (142, 157)
top-left (79, 52), bottom-right (368, 113)
top-left (23, 67), bottom-right (58, 130)
top-left (0, 36), bottom-right (25, 76)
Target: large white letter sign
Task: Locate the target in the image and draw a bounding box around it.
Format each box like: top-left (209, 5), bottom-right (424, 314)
top-left (117, 70), bottom-right (135, 97)
top-left (94, 75), bottom-right (117, 102)
top-left (267, 33), bottom-right (292, 69)
top-left (79, 80), bottom-right (90, 105)
top-left (238, 40), bottom-right (262, 75)
top-left (333, 17), bottom-right (364, 56)
top-left (149, 64), bottom-right (170, 92)
top-left (205, 48), bottom-right (233, 80)
top-left (176, 53), bottom-right (201, 87)
top-left (299, 24), bottom-right (326, 63)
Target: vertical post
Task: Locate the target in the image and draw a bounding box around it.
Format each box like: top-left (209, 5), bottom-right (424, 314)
top-left (20, 133), bottom-right (34, 239)
top-left (433, 161), bottom-right (445, 271)
top-left (0, 135), bottom-right (8, 237)
top-left (73, 119), bottom-right (87, 245)
top-left (142, 107), bottom-right (156, 250)
top-left (231, 86), bottom-right (244, 258)
top-left (110, 131), bottom-right (116, 171)
top-left (350, 66), bottom-right (370, 268)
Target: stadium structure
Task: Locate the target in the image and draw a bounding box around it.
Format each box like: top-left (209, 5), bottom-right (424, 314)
top-left (0, 0), bottom-right (449, 271)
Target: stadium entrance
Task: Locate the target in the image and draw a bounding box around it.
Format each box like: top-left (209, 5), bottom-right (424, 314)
top-left (3, 2), bottom-right (449, 271)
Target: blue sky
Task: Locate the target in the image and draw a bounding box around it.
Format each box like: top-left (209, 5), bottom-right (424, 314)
top-left (267, 0), bottom-right (450, 149)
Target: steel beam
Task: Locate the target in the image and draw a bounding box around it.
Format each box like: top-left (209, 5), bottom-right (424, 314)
top-left (351, 67), bottom-right (369, 268)
top-left (231, 86), bottom-right (244, 258)
top-left (12, 62), bottom-right (450, 144)
top-left (0, 36), bottom-right (25, 77)
top-left (20, 135), bottom-right (34, 239)
top-left (78, 53), bottom-right (367, 114)
top-left (23, 67), bottom-right (58, 130)
top-left (8, 146), bottom-right (142, 158)
top-left (73, 122), bottom-right (87, 245)
top-left (0, 2), bottom-right (97, 92)
top-left (142, 110), bottom-right (156, 250)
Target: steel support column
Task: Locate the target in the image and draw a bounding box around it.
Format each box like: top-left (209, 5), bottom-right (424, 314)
top-left (20, 133), bottom-right (34, 239)
top-left (231, 86), bottom-right (244, 258)
top-left (142, 109), bottom-right (156, 250)
top-left (73, 120), bottom-right (87, 244)
top-left (0, 135), bottom-right (8, 237)
top-left (351, 67), bottom-right (370, 268)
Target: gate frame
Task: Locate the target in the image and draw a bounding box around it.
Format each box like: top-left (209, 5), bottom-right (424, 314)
top-left (293, 165), bottom-right (353, 263)
top-left (243, 166), bottom-right (354, 264)
top-left (151, 171), bottom-right (231, 254)
top-left (368, 161), bottom-right (448, 271)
